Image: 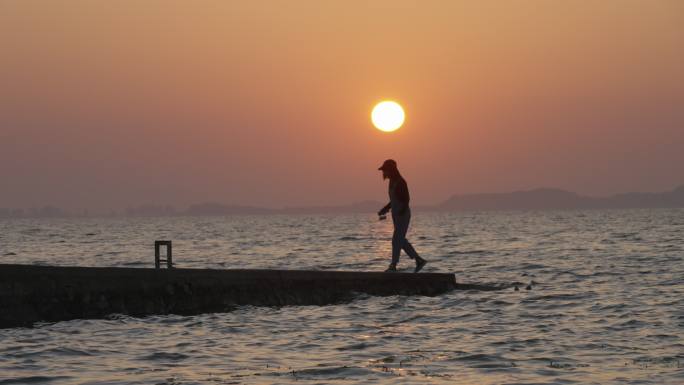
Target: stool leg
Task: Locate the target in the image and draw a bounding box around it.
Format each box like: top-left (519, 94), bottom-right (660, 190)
top-left (155, 242), bottom-right (160, 269)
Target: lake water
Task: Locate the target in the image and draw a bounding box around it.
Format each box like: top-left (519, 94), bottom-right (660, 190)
top-left (1, 209), bottom-right (683, 384)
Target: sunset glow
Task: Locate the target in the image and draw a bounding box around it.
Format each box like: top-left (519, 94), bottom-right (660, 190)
top-left (371, 101), bottom-right (405, 132)
top-left (0, 1), bottom-right (682, 210)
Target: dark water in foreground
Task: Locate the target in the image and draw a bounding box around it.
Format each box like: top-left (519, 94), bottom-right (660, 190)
top-left (1, 209), bottom-right (683, 384)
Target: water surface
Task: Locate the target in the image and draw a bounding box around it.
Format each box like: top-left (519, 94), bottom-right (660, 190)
top-left (1, 209), bottom-right (683, 384)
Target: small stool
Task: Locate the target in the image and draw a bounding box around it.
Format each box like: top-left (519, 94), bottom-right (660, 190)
top-left (155, 240), bottom-right (173, 268)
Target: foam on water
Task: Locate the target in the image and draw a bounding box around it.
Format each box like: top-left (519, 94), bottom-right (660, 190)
top-left (1, 209), bottom-right (683, 384)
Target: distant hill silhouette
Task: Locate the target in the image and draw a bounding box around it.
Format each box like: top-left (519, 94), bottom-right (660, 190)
top-left (164, 186), bottom-right (684, 214)
top-left (185, 203), bottom-right (276, 216)
top-left (0, 206), bottom-right (67, 218)
top-left (280, 200), bottom-right (383, 214)
top-left (126, 204), bottom-right (177, 217)
top-left (2, 186), bottom-right (683, 218)
top-left (437, 185), bottom-right (684, 211)
top-left (184, 200), bottom-right (385, 216)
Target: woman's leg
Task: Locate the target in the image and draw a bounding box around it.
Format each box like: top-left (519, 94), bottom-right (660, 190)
top-left (391, 213), bottom-right (410, 265)
top-left (402, 240), bottom-right (419, 260)
top-left (401, 211), bottom-right (420, 259)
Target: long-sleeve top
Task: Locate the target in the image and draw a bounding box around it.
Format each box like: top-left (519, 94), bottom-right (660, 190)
top-left (383, 176), bottom-right (410, 215)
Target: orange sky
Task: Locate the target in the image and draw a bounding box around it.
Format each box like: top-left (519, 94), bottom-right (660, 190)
top-left (1, 1), bottom-right (683, 210)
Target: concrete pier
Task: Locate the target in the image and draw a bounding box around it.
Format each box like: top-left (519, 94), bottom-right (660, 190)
top-left (0, 264), bottom-right (494, 328)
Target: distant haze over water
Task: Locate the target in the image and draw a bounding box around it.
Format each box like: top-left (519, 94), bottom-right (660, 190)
top-left (2, 185), bottom-right (683, 218)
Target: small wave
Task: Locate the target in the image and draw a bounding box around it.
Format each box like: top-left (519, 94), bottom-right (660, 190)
top-left (588, 271), bottom-right (624, 277)
top-left (19, 228), bottom-right (42, 235)
top-left (517, 263), bottom-right (548, 270)
top-left (488, 299), bottom-right (514, 306)
top-left (454, 282), bottom-right (507, 291)
top-left (8, 347), bottom-right (93, 359)
top-left (51, 347), bottom-right (94, 356)
top-left (611, 319), bottom-right (649, 329)
top-left (120, 261), bottom-right (146, 266)
top-left (381, 314), bottom-right (426, 326)
top-left (595, 303), bottom-right (628, 311)
top-left (611, 231), bottom-right (641, 240)
top-left (338, 236), bottom-right (367, 241)
top-left (335, 342), bottom-right (374, 351)
top-left (447, 249), bottom-right (487, 255)
top-left (292, 365), bottom-right (374, 378)
top-left (0, 377), bottom-right (71, 384)
top-left (630, 355), bottom-right (684, 369)
top-left (522, 292), bottom-right (594, 302)
top-left (139, 352), bottom-right (189, 361)
top-left (448, 353), bottom-right (504, 362)
top-left (471, 362), bottom-right (517, 369)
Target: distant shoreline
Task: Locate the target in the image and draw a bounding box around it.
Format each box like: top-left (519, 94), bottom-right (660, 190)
top-left (2, 185), bottom-right (683, 218)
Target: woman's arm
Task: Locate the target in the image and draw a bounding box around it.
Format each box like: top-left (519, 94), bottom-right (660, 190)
top-left (378, 202), bottom-right (391, 216)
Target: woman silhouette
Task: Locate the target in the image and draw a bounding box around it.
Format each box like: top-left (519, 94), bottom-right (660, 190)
top-left (377, 159), bottom-right (427, 272)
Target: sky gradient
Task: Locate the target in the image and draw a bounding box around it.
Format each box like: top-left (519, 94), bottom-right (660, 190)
top-left (1, 1), bottom-right (683, 210)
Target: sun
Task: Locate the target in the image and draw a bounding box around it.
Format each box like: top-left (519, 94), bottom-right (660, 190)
top-left (371, 101), bottom-right (405, 132)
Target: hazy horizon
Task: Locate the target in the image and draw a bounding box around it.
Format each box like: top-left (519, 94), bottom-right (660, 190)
top-left (2, 1), bottom-right (683, 211)
top-left (2, 184), bottom-right (684, 217)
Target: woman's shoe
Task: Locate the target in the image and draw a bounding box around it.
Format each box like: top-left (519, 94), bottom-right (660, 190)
top-left (414, 257), bottom-right (427, 273)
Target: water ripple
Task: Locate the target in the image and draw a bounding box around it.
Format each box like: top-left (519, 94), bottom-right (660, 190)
top-left (1, 209), bottom-right (683, 384)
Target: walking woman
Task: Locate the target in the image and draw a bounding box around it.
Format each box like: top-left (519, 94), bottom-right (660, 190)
top-left (377, 159), bottom-right (427, 272)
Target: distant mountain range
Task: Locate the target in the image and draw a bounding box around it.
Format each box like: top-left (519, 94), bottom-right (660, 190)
top-left (2, 186), bottom-right (683, 217)
top-left (180, 200), bottom-right (382, 216)
top-left (436, 185), bottom-right (684, 211)
top-left (125, 185), bottom-right (684, 215)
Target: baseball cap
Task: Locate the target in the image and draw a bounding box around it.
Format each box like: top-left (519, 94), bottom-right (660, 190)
top-left (378, 159), bottom-right (397, 170)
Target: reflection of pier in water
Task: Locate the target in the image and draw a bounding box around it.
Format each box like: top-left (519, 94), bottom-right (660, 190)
top-left (0, 264), bottom-right (500, 328)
